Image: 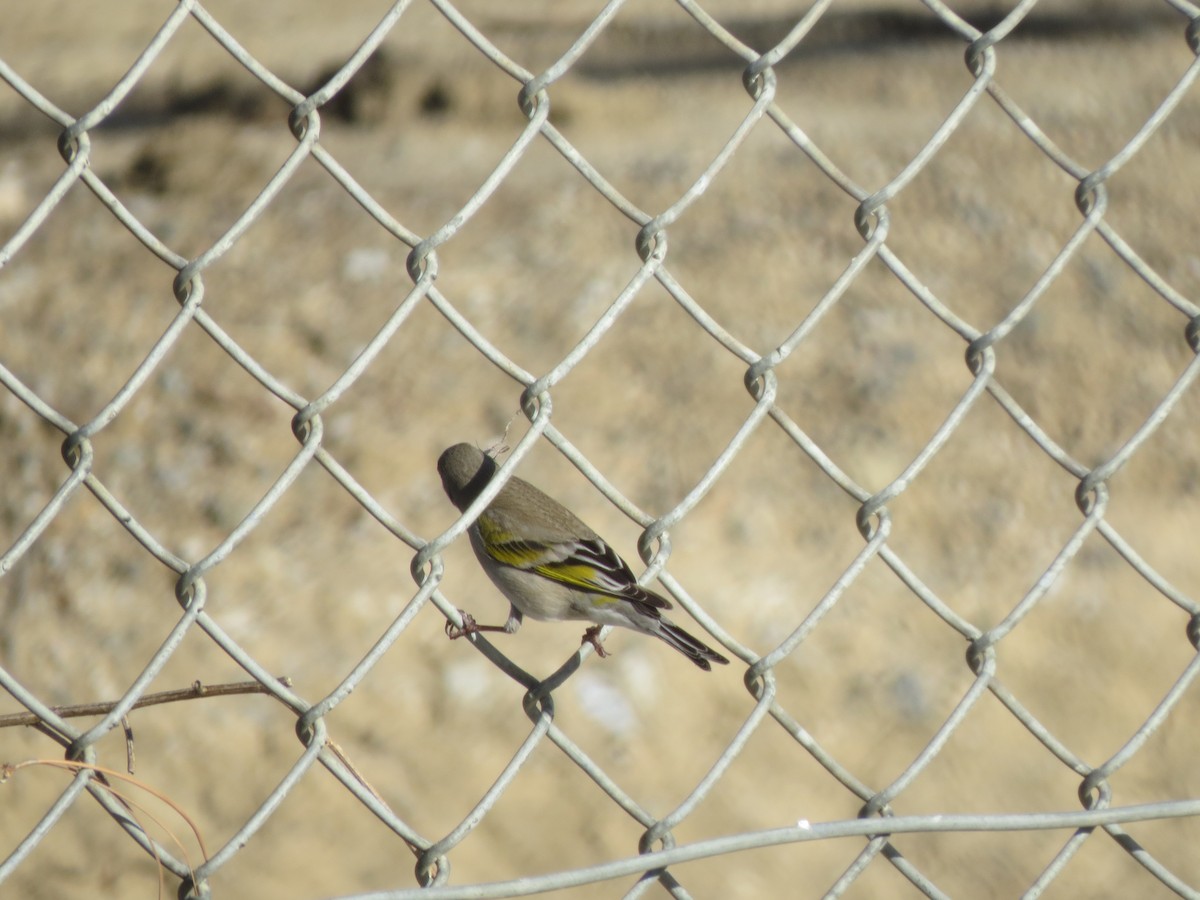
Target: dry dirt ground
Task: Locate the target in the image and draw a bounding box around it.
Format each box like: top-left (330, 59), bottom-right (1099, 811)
top-left (1, 1), bottom-right (1199, 898)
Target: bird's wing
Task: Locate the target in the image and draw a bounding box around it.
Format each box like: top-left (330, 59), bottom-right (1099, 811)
top-left (479, 522), bottom-right (671, 611)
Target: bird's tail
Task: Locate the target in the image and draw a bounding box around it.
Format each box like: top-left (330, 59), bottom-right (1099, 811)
top-left (655, 618), bottom-right (730, 671)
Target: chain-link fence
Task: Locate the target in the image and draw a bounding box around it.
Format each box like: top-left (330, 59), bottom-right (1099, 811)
top-left (3, 0), bottom-right (1200, 897)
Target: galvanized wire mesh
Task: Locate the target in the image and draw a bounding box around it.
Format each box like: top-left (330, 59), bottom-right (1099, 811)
top-left (3, 0), bottom-right (1200, 897)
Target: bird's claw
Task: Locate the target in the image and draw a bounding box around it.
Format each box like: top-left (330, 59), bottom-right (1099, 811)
top-left (446, 610), bottom-right (479, 640)
top-left (582, 625), bottom-right (611, 658)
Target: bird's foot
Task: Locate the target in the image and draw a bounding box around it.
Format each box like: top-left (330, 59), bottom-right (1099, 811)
top-left (582, 625), bottom-right (611, 658)
top-left (446, 610), bottom-right (479, 640)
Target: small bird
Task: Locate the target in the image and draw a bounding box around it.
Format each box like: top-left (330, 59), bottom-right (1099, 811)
top-left (437, 443), bottom-right (730, 671)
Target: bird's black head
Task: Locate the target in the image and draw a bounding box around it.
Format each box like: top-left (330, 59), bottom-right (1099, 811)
top-left (437, 443), bottom-right (498, 511)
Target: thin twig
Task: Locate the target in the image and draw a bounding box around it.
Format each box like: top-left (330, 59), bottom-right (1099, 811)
top-left (0, 678), bottom-right (292, 729)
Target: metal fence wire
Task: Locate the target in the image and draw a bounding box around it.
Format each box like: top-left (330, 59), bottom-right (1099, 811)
top-left (2, 0), bottom-right (1200, 897)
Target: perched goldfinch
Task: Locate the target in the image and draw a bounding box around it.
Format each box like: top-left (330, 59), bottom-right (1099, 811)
top-left (437, 443), bottom-right (730, 671)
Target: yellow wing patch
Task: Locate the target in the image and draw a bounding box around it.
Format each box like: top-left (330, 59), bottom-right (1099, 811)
top-left (532, 563), bottom-right (620, 605)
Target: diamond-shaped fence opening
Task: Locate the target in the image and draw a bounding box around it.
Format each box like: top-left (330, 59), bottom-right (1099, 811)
top-left (2, 1), bottom-right (1200, 898)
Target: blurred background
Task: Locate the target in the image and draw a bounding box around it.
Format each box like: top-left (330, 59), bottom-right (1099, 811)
top-left (1, 1), bottom-right (1199, 897)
